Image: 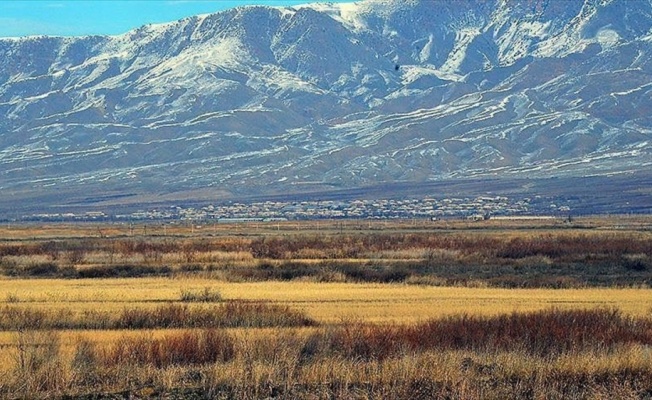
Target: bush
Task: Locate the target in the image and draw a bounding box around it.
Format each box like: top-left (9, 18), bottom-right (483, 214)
top-left (303, 323), bottom-right (404, 361)
top-left (622, 254), bottom-right (650, 271)
top-left (103, 329), bottom-right (235, 367)
top-left (0, 261), bottom-right (59, 277)
top-left (217, 301), bottom-right (317, 328)
top-left (24, 262), bottom-right (60, 277)
top-left (0, 302), bottom-right (316, 331)
top-left (77, 264), bottom-right (172, 278)
top-left (180, 287), bottom-right (223, 302)
top-left (298, 309), bottom-right (652, 361)
top-left (179, 264), bottom-right (204, 273)
top-left (335, 263), bottom-right (410, 283)
top-left (404, 308), bottom-right (652, 356)
top-left (13, 330), bottom-right (65, 394)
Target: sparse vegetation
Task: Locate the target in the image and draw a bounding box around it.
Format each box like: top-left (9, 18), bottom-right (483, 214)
top-left (104, 329), bottom-right (236, 368)
top-left (0, 217), bottom-right (651, 397)
top-left (0, 309), bottom-right (651, 398)
top-left (0, 302), bottom-right (315, 331)
top-left (1, 221), bottom-right (651, 287)
top-left (180, 287), bottom-right (222, 302)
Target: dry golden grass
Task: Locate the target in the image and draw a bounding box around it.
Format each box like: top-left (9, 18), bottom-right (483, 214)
top-left (2, 322), bottom-right (648, 398)
top-left (1, 218), bottom-right (651, 397)
top-left (0, 287), bottom-right (649, 397)
top-left (1, 278), bottom-right (651, 325)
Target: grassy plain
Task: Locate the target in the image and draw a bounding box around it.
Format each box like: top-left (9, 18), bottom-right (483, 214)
top-left (1, 278), bottom-right (651, 324)
top-left (0, 216), bottom-right (651, 398)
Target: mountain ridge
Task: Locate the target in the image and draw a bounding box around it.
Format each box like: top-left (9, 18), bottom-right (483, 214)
top-left (0, 0), bottom-right (651, 212)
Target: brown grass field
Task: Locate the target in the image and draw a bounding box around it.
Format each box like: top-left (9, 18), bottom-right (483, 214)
top-left (0, 216), bottom-right (652, 398)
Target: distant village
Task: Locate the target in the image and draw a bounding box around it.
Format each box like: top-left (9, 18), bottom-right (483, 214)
top-left (22, 195), bottom-right (572, 223)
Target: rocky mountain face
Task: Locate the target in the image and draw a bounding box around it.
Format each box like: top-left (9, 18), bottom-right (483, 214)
top-left (0, 0), bottom-right (651, 210)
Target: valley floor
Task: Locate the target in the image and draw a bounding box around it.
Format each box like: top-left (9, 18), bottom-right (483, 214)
top-left (0, 217), bottom-right (651, 398)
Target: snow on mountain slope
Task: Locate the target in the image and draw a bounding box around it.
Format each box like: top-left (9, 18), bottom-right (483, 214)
top-left (0, 0), bottom-right (651, 208)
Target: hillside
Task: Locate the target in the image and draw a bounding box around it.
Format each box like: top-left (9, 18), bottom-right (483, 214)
top-left (0, 0), bottom-right (651, 212)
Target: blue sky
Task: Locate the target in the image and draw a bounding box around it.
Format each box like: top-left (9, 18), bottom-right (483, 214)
top-left (0, 0), bottom-right (352, 38)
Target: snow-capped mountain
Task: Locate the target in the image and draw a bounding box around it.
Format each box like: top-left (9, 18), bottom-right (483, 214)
top-left (1, 0), bottom-right (651, 210)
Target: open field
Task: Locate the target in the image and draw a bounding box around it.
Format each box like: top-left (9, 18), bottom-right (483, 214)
top-left (0, 217), bottom-right (651, 398)
top-left (1, 279), bottom-right (652, 324)
top-left (1, 216), bottom-right (652, 288)
top-left (2, 214), bottom-right (652, 239)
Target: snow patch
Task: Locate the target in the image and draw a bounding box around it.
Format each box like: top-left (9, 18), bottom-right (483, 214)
top-left (400, 65), bottom-right (462, 86)
top-left (595, 28), bottom-right (620, 48)
top-left (499, 20), bottom-right (551, 63)
top-left (440, 28), bottom-right (481, 74)
top-left (419, 35), bottom-right (434, 63)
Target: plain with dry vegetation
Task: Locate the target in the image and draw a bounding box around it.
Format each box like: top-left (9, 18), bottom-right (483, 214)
top-left (1, 217), bottom-right (652, 398)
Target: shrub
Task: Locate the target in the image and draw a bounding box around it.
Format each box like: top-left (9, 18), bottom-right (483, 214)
top-left (404, 308), bottom-right (652, 356)
top-left (103, 329), bottom-right (235, 367)
top-left (0, 307), bottom-right (48, 330)
top-left (72, 338), bottom-right (97, 372)
top-left (77, 264), bottom-right (172, 278)
top-left (250, 237), bottom-right (285, 259)
top-left (335, 263), bottom-right (410, 283)
top-left (66, 249), bottom-right (86, 265)
top-left (71, 338), bottom-right (101, 387)
top-left (298, 309), bottom-right (652, 361)
top-left (12, 330), bottom-right (66, 394)
top-left (0, 302), bottom-right (316, 331)
top-left (0, 261), bottom-right (60, 277)
top-left (302, 322), bottom-right (404, 361)
top-left (217, 301), bottom-right (317, 328)
top-left (180, 287), bottom-right (223, 303)
top-left (179, 264), bottom-right (203, 273)
top-left (24, 262), bottom-right (60, 277)
top-left (622, 254), bottom-right (650, 271)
